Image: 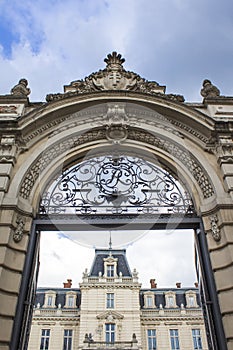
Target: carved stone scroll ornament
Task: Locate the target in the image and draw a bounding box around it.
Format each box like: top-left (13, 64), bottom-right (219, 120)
top-left (46, 52), bottom-right (184, 103)
top-left (11, 78), bottom-right (31, 97)
top-left (209, 215), bottom-right (221, 242)
top-left (13, 216), bottom-right (26, 242)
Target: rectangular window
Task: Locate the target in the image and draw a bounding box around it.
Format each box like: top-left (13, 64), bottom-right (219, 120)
top-left (63, 329), bottom-right (73, 350)
top-left (168, 296), bottom-right (174, 307)
top-left (147, 329), bottom-right (156, 350)
top-left (107, 265), bottom-right (114, 277)
top-left (40, 329), bottom-right (50, 350)
top-left (68, 296), bottom-right (74, 307)
top-left (106, 293), bottom-right (114, 308)
top-left (47, 296), bottom-right (53, 306)
top-left (105, 324), bottom-right (115, 343)
top-left (189, 296), bottom-right (195, 307)
top-left (147, 296), bottom-right (153, 307)
top-left (192, 329), bottom-right (202, 349)
top-left (170, 329), bottom-right (180, 350)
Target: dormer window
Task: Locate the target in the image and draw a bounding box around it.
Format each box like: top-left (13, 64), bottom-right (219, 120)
top-left (168, 296), bottom-right (174, 307)
top-left (165, 292), bottom-right (177, 308)
top-left (64, 291), bottom-right (77, 308)
top-left (185, 291), bottom-right (198, 308)
top-left (107, 265), bottom-right (114, 277)
top-left (144, 292), bottom-right (155, 308)
top-left (103, 255), bottom-right (118, 278)
top-left (43, 291), bottom-right (56, 308)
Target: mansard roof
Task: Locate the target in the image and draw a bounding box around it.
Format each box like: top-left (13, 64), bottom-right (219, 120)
top-left (89, 249), bottom-right (132, 277)
top-left (35, 287), bottom-right (81, 308)
top-left (140, 287), bottom-right (201, 308)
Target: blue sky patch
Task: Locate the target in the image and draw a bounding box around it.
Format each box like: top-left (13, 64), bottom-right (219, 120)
top-left (0, 21), bottom-right (20, 58)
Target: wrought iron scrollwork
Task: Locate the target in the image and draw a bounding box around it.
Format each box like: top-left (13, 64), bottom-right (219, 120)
top-left (39, 155), bottom-right (194, 215)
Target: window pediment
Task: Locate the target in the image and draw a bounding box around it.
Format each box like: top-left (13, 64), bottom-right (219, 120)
top-left (96, 310), bottom-right (124, 321)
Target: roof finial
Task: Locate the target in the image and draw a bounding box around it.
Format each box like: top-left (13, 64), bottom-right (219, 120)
top-left (109, 231), bottom-right (112, 251)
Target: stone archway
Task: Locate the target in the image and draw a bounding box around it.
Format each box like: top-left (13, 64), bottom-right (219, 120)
top-left (0, 52), bottom-right (233, 350)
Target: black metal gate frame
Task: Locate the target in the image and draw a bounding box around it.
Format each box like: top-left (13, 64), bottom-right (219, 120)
top-left (11, 214), bottom-right (227, 350)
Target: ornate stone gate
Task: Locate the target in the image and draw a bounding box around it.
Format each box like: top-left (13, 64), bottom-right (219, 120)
top-left (0, 52), bottom-right (232, 350)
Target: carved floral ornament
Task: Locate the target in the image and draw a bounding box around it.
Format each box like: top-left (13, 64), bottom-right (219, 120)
top-left (209, 215), bottom-right (221, 242)
top-left (13, 215), bottom-right (26, 243)
top-left (46, 52), bottom-right (185, 103)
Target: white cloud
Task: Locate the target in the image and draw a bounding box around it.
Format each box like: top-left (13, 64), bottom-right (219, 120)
top-left (38, 229), bottom-right (197, 288)
top-left (0, 0), bottom-right (232, 101)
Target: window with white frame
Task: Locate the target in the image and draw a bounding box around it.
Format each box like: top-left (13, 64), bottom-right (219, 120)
top-left (68, 295), bottom-right (74, 308)
top-left (107, 264), bottom-right (114, 277)
top-left (64, 292), bottom-right (77, 308)
top-left (144, 292), bottom-right (155, 308)
top-left (147, 296), bottom-right (153, 307)
top-left (165, 292), bottom-right (177, 308)
top-left (43, 291), bottom-right (56, 308)
top-left (106, 293), bottom-right (114, 308)
top-left (185, 291), bottom-right (197, 308)
top-left (47, 296), bottom-right (53, 307)
top-left (105, 324), bottom-right (115, 343)
top-left (192, 329), bottom-right (202, 349)
top-left (63, 329), bottom-right (73, 350)
top-left (40, 329), bottom-right (50, 350)
top-left (170, 329), bottom-right (180, 350)
top-left (147, 329), bottom-right (156, 350)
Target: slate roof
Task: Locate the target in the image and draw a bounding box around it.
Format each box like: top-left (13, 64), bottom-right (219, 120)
top-left (89, 249), bottom-right (132, 277)
top-left (34, 288), bottom-right (81, 308)
top-left (140, 288), bottom-right (200, 308)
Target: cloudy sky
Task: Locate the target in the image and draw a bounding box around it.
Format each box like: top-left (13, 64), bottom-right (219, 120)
top-left (0, 0), bottom-right (232, 288)
top-left (0, 0), bottom-right (233, 102)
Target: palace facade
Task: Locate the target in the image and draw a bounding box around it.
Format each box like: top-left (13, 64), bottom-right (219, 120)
top-left (28, 248), bottom-right (207, 350)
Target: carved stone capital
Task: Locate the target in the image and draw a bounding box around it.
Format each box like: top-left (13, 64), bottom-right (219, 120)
top-left (209, 215), bottom-right (221, 242)
top-left (13, 216), bottom-right (26, 242)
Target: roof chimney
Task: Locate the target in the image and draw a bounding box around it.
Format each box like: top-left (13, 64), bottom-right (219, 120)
top-left (63, 279), bottom-right (72, 288)
top-left (176, 282), bottom-right (181, 288)
top-left (150, 279), bottom-right (157, 288)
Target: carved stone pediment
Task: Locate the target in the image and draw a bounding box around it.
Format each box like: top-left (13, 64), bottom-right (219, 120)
top-left (46, 52), bottom-right (184, 103)
top-left (96, 310), bottom-right (124, 321)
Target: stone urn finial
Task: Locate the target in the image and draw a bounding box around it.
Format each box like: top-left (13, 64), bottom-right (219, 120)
top-left (200, 79), bottom-right (220, 98)
top-left (11, 78), bottom-right (31, 97)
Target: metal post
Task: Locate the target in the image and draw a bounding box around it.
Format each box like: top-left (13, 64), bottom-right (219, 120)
top-left (195, 223), bottom-right (227, 350)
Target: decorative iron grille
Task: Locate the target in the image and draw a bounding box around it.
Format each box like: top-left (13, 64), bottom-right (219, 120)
top-left (39, 156), bottom-right (194, 215)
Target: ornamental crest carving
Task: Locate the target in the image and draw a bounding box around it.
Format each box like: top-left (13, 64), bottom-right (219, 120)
top-left (46, 52), bottom-right (184, 102)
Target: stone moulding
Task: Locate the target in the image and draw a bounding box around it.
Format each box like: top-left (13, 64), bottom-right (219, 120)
top-left (18, 128), bottom-right (214, 201)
